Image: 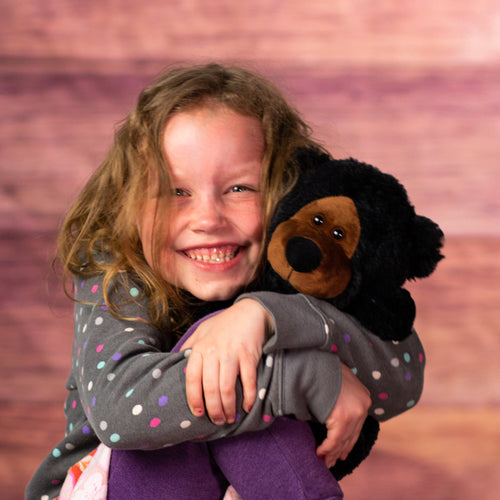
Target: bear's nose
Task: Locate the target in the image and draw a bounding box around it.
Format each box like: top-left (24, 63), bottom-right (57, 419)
top-left (285, 236), bottom-right (323, 273)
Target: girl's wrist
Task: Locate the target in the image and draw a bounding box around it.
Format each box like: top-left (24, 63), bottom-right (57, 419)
top-left (235, 297), bottom-right (275, 343)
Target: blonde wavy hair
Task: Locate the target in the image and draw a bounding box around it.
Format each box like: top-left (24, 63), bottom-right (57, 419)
top-left (58, 63), bottom-right (324, 331)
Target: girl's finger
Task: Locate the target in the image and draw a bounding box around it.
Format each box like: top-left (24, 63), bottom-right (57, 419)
top-left (339, 420), bottom-right (364, 460)
top-left (184, 350), bottom-right (205, 417)
top-left (239, 356), bottom-right (257, 413)
top-left (316, 434), bottom-right (342, 460)
top-left (218, 358), bottom-right (239, 424)
top-left (202, 357), bottom-right (226, 425)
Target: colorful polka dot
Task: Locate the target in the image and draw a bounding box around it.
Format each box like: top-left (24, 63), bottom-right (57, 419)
top-left (87, 381), bottom-right (93, 391)
top-left (258, 388), bottom-right (267, 400)
top-left (152, 368), bottom-right (162, 379)
top-left (82, 425), bottom-right (91, 435)
top-left (112, 353), bottom-right (122, 361)
top-left (351, 367), bottom-right (358, 375)
top-left (404, 352), bottom-right (411, 363)
top-left (132, 405), bottom-right (143, 416)
top-left (262, 414), bottom-right (272, 423)
top-left (378, 393), bottom-right (389, 400)
top-left (97, 361), bottom-right (106, 370)
top-left (390, 358), bottom-right (400, 367)
top-left (52, 448), bottom-right (62, 458)
top-left (374, 408), bottom-right (385, 416)
top-left (100, 421), bottom-right (108, 431)
top-left (419, 352), bottom-right (424, 363)
top-left (372, 370), bottom-right (382, 380)
top-left (129, 287), bottom-right (139, 297)
top-left (125, 389), bottom-right (134, 398)
top-left (110, 433), bottom-right (121, 443)
top-left (331, 344), bottom-right (338, 353)
top-left (180, 420), bottom-right (191, 429)
top-left (72, 400), bottom-right (77, 409)
top-left (407, 400), bottom-right (415, 408)
top-left (107, 373), bottom-right (116, 381)
top-left (343, 333), bottom-right (351, 343)
top-left (96, 344), bottom-right (104, 353)
top-left (405, 371), bottom-right (412, 381)
top-left (158, 395), bottom-right (168, 406)
top-left (91, 285), bottom-right (99, 293)
top-left (150, 418), bottom-right (161, 428)
top-left (95, 317), bottom-right (103, 326)
top-left (124, 327), bottom-right (134, 332)
top-left (266, 355), bottom-right (274, 368)
top-left (65, 443), bottom-right (75, 451)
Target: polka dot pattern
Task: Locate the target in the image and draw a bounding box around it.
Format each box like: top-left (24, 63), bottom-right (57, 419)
top-left (332, 327), bottom-right (425, 420)
top-left (150, 418), bottom-right (161, 428)
top-left (29, 273), bottom-right (426, 499)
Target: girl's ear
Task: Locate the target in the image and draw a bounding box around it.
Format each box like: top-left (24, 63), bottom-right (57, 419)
top-left (408, 215), bottom-right (445, 279)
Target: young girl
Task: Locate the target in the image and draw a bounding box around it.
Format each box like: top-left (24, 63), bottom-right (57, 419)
top-left (26, 63), bottom-right (425, 500)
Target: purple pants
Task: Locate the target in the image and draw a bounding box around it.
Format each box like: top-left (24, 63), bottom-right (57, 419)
top-left (108, 312), bottom-right (343, 499)
top-left (108, 418), bottom-right (343, 500)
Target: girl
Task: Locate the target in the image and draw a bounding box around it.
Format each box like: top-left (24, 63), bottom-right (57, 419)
top-left (26, 63), bottom-right (425, 500)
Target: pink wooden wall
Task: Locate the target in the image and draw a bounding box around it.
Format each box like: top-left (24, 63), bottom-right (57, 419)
top-left (1, 1), bottom-right (499, 498)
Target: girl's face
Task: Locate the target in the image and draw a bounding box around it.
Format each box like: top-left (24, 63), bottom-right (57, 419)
top-left (139, 106), bottom-right (265, 301)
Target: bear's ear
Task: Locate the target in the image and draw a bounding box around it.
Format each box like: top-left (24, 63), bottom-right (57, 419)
top-left (408, 215), bottom-right (445, 279)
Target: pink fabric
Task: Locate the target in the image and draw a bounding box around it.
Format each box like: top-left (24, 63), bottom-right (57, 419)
top-left (58, 444), bottom-right (111, 500)
top-left (57, 443), bottom-right (241, 499)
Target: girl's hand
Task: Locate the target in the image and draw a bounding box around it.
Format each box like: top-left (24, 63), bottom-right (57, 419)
top-left (181, 299), bottom-right (273, 425)
top-left (316, 363), bottom-right (371, 468)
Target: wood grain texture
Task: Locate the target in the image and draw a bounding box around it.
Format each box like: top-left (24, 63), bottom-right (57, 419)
top-left (1, 0), bottom-right (499, 65)
top-left (1, 0), bottom-right (499, 498)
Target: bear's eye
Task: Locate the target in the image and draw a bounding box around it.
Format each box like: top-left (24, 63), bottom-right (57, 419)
top-left (313, 215), bottom-right (324, 225)
top-left (332, 228), bottom-right (345, 240)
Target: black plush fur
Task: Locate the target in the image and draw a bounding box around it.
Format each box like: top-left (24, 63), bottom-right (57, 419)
top-left (261, 148), bottom-right (444, 478)
top-left (266, 148), bottom-right (444, 341)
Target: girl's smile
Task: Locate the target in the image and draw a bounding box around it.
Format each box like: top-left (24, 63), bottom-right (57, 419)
top-left (139, 105), bottom-right (265, 301)
top-left (181, 245), bottom-right (241, 264)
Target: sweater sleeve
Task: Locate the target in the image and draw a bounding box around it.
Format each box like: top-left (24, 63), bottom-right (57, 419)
top-left (237, 291), bottom-right (426, 421)
top-left (72, 275), bottom-right (341, 451)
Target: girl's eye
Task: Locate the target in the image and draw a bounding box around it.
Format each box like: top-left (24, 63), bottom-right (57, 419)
top-left (230, 185), bottom-right (250, 193)
top-left (173, 188), bottom-right (189, 197)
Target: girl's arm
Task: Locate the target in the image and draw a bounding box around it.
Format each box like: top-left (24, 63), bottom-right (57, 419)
top-left (239, 291), bottom-right (426, 422)
top-left (73, 274), bottom-right (345, 451)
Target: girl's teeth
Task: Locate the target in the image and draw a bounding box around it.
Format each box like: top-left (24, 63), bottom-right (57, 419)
top-left (186, 249), bottom-right (237, 263)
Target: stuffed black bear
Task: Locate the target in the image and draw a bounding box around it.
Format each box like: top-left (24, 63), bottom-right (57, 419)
top-left (263, 147), bottom-right (444, 479)
top-left (267, 147), bottom-right (444, 342)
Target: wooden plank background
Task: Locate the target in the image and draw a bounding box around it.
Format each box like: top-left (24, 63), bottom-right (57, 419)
top-left (1, 1), bottom-right (499, 498)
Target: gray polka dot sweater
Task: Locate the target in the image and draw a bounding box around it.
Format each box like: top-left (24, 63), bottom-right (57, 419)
top-left (26, 275), bottom-right (425, 500)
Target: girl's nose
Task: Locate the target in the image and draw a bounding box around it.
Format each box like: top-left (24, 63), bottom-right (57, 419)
top-left (190, 196), bottom-right (226, 232)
